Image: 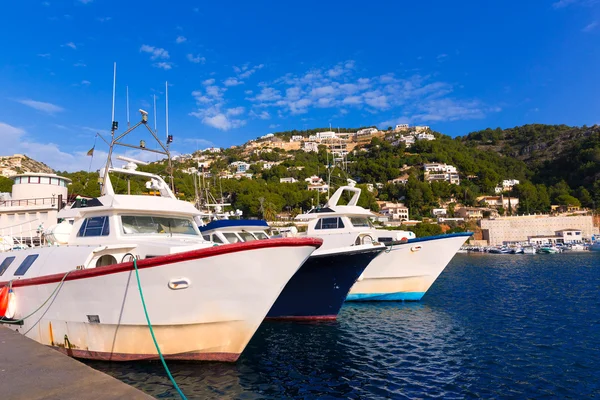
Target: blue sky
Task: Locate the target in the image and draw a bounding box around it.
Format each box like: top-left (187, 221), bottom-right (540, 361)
top-left (0, 0), bottom-right (599, 171)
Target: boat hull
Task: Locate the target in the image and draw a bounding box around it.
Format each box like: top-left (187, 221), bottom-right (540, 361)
top-left (1, 238), bottom-right (320, 362)
top-left (347, 233), bottom-right (471, 302)
top-left (266, 246), bottom-right (382, 320)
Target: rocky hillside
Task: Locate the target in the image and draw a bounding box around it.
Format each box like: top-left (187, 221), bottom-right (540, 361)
top-left (0, 154), bottom-right (54, 177)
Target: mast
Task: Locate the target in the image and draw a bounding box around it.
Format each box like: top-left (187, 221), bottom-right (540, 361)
top-left (165, 81), bottom-right (174, 192)
top-left (153, 94), bottom-right (157, 133)
top-left (102, 62), bottom-right (117, 195)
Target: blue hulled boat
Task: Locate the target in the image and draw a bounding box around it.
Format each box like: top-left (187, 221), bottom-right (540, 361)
top-left (199, 219), bottom-right (384, 320)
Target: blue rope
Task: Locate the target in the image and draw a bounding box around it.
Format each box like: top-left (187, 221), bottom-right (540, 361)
top-left (133, 258), bottom-right (187, 400)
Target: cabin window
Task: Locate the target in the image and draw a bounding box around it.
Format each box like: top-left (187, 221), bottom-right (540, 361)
top-left (14, 254), bottom-right (39, 276)
top-left (202, 235), bottom-right (211, 241)
top-left (223, 232), bottom-right (242, 243)
top-left (378, 237), bottom-right (393, 244)
top-left (121, 215), bottom-right (198, 236)
top-left (0, 257), bottom-right (16, 276)
top-left (78, 216), bottom-right (110, 237)
top-left (316, 217), bottom-right (345, 230)
top-left (253, 231), bottom-right (269, 240)
top-left (238, 232), bottom-right (256, 242)
top-left (350, 217), bottom-right (372, 228)
top-left (96, 255), bottom-right (117, 267)
top-left (40, 177), bottom-right (50, 184)
top-left (211, 234), bottom-right (224, 244)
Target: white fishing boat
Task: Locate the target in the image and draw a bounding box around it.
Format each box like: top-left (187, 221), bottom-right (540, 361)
top-left (522, 245), bottom-right (537, 254)
top-left (0, 107), bottom-right (321, 362)
top-left (294, 184), bottom-right (472, 301)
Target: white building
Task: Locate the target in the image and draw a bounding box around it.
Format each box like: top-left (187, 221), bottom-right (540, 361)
top-left (495, 179), bottom-right (520, 193)
top-left (260, 133), bottom-right (275, 140)
top-left (0, 173), bottom-right (71, 239)
top-left (356, 127), bottom-right (378, 136)
top-left (307, 183), bottom-right (329, 193)
top-left (414, 126), bottom-right (430, 133)
top-left (303, 142), bottom-right (319, 152)
top-left (316, 131), bottom-right (336, 140)
top-left (416, 133), bottom-right (435, 141)
top-left (205, 147), bottom-right (221, 153)
top-left (432, 208), bottom-right (447, 216)
top-left (423, 163), bottom-right (458, 174)
top-left (378, 202), bottom-right (410, 221)
top-left (280, 177), bottom-right (298, 184)
top-left (477, 196), bottom-right (519, 211)
top-left (395, 124), bottom-right (409, 131)
top-left (262, 161), bottom-right (279, 170)
top-left (229, 161), bottom-right (251, 173)
top-left (393, 135), bottom-right (415, 146)
top-left (290, 135), bottom-right (304, 142)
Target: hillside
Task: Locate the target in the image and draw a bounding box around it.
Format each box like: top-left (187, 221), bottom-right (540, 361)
top-left (463, 124), bottom-right (600, 192)
top-left (3, 124), bottom-right (599, 220)
top-left (0, 154), bottom-right (54, 177)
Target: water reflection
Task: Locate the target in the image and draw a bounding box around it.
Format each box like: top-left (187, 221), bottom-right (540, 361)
top-left (86, 252), bottom-right (600, 399)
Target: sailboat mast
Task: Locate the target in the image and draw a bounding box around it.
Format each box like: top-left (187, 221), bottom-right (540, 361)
top-left (103, 62), bottom-right (117, 195)
top-left (165, 81), bottom-right (174, 192)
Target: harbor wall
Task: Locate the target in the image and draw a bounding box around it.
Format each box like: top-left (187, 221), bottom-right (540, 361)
top-left (481, 215), bottom-right (598, 246)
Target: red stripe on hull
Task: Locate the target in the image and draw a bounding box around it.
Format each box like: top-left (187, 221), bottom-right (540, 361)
top-left (264, 315), bottom-right (337, 321)
top-left (0, 237), bottom-right (322, 288)
top-left (51, 346), bottom-right (240, 362)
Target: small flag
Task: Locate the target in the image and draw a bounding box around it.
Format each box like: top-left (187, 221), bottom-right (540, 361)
top-left (87, 147), bottom-right (95, 156)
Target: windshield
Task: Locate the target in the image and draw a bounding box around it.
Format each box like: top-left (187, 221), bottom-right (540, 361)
top-left (238, 232), bottom-right (257, 242)
top-left (350, 217), bottom-right (373, 228)
top-left (253, 231), bottom-right (269, 240)
top-left (121, 215), bottom-right (198, 236)
top-left (223, 232), bottom-right (243, 243)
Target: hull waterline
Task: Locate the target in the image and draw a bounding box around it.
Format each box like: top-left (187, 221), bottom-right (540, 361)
top-left (347, 233), bottom-right (471, 302)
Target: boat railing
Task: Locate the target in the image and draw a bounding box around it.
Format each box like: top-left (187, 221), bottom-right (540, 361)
top-left (0, 219), bottom-right (43, 251)
top-left (0, 197), bottom-right (59, 208)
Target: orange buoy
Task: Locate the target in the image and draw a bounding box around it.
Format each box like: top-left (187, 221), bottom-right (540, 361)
top-left (0, 286), bottom-right (8, 316)
top-left (5, 289), bottom-right (16, 319)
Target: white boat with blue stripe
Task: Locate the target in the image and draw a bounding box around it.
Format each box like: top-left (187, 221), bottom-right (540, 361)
top-left (295, 184), bottom-right (473, 301)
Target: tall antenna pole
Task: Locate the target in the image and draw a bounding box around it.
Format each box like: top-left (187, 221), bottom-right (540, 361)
top-left (165, 81), bottom-right (174, 192)
top-left (111, 62), bottom-right (116, 132)
top-left (165, 81), bottom-right (169, 142)
top-left (126, 85), bottom-right (130, 128)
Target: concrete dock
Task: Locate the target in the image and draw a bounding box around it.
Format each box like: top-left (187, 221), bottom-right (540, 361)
top-left (0, 327), bottom-right (153, 399)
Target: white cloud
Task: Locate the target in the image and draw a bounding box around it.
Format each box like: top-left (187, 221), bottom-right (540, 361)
top-left (268, 124), bottom-right (280, 129)
top-left (78, 0), bottom-right (93, 3)
top-left (226, 107), bottom-right (245, 116)
top-left (81, 80), bottom-right (91, 85)
top-left (310, 85), bottom-right (336, 97)
top-left (97, 17), bottom-right (111, 22)
top-left (250, 110), bottom-right (270, 120)
top-left (140, 44), bottom-right (170, 60)
top-left (202, 78), bottom-right (215, 85)
top-left (37, 53), bottom-right (51, 58)
top-left (235, 63), bottom-right (264, 79)
top-left (16, 99), bottom-right (64, 114)
top-left (153, 62), bottom-right (173, 70)
top-left (175, 36), bottom-right (187, 44)
top-left (224, 77), bottom-right (244, 86)
top-left (552, 0), bottom-right (578, 8)
top-left (252, 87), bottom-right (282, 102)
top-left (342, 96), bottom-right (362, 105)
top-left (582, 21), bottom-right (598, 32)
top-left (62, 42), bottom-right (77, 49)
top-left (199, 113), bottom-right (246, 130)
top-left (187, 54), bottom-right (205, 63)
top-left (74, 62), bottom-right (86, 67)
top-left (437, 53), bottom-right (448, 60)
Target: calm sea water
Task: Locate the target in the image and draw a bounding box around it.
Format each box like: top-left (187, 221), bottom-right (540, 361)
top-left (85, 252), bottom-right (600, 399)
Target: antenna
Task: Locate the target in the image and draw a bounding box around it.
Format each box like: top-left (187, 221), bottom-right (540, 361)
top-left (165, 81), bottom-right (169, 142)
top-left (126, 86), bottom-right (130, 128)
top-left (111, 62), bottom-right (116, 129)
